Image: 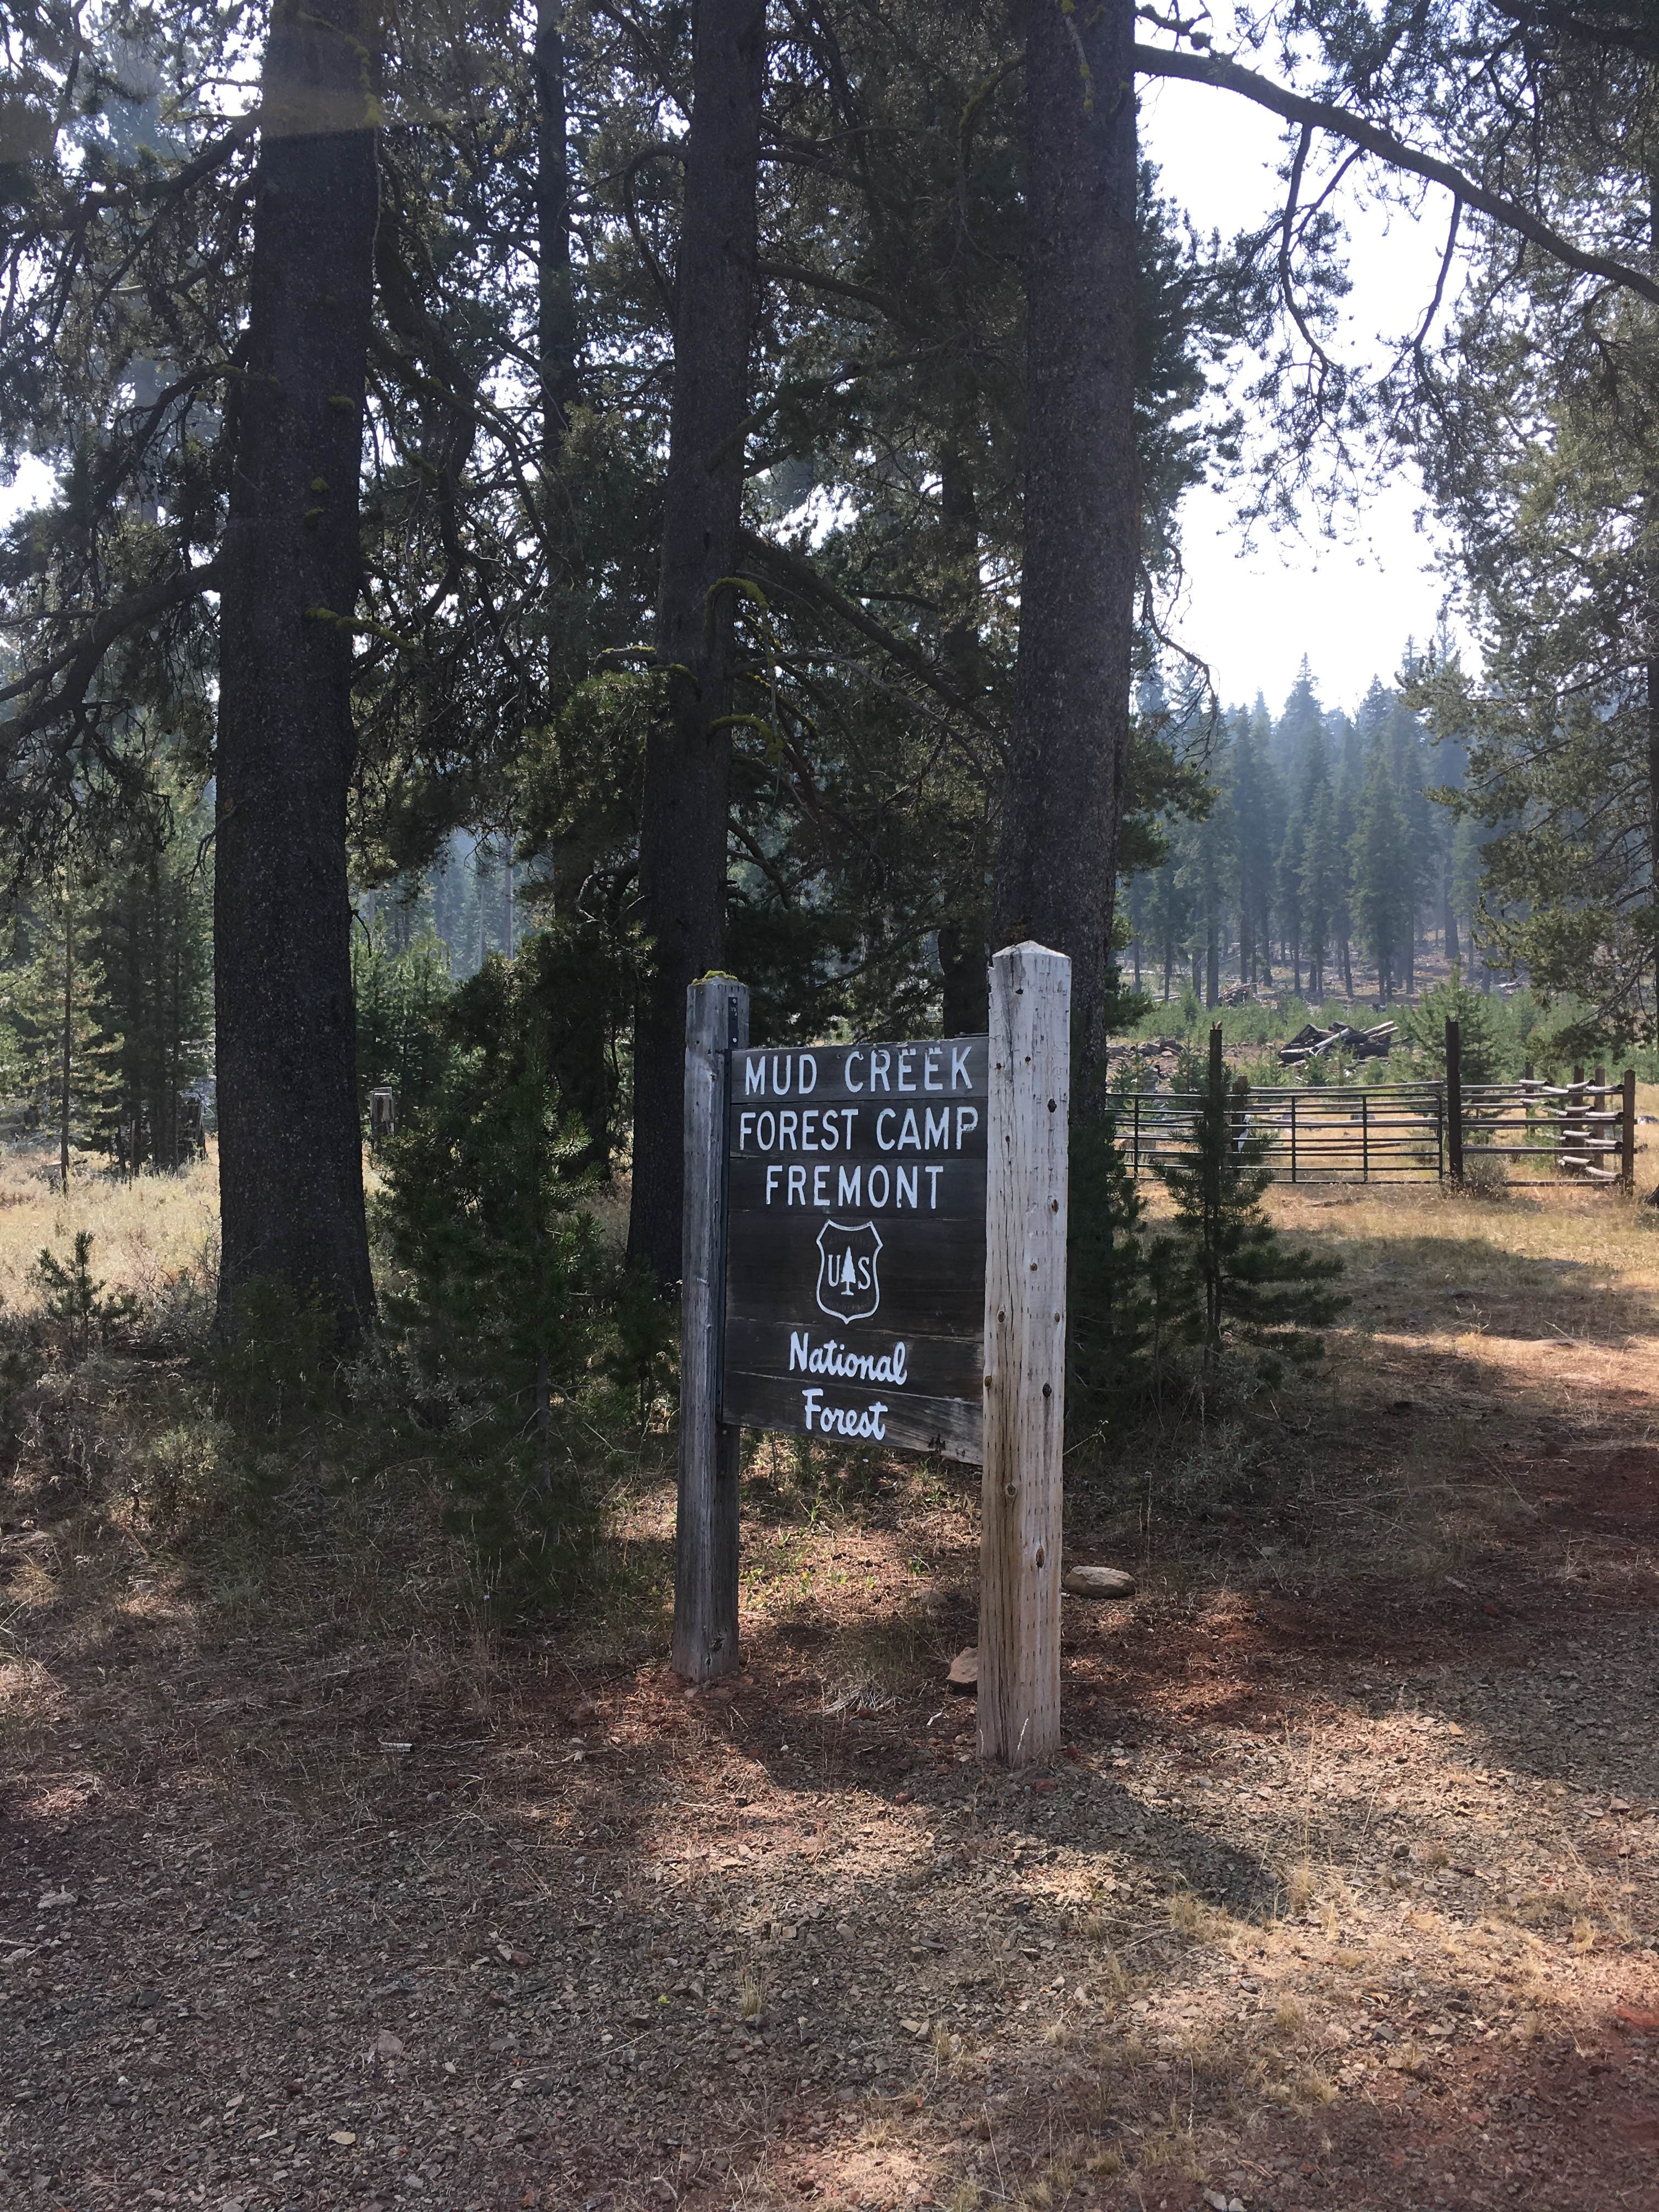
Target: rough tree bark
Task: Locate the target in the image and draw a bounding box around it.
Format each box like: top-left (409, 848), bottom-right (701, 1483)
top-left (626, 0), bottom-right (768, 1286)
top-left (214, 0), bottom-right (380, 1342)
top-left (938, 437), bottom-right (991, 1033)
top-left (994, 0), bottom-right (1140, 1101)
top-left (1646, 172), bottom-right (1659, 1038)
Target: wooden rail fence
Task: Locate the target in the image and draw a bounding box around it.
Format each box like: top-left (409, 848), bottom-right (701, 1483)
top-left (1118, 1026), bottom-right (1637, 1190)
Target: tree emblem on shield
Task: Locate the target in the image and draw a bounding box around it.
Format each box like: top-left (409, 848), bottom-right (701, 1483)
top-left (815, 1219), bottom-right (883, 1323)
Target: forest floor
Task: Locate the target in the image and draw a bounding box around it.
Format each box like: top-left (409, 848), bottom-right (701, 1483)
top-left (5, 1123), bottom-right (1659, 2212)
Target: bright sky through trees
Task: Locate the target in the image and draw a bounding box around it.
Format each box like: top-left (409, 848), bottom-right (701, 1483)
top-left (0, 41), bottom-right (1467, 723)
top-left (1141, 56), bottom-right (1463, 713)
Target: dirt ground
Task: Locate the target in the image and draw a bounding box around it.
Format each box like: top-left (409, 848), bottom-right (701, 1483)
top-left (5, 1132), bottom-right (1659, 2212)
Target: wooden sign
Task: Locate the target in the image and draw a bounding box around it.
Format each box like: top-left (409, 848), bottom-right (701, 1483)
top-left (674, 945), bottom-right (1071, 1773)
top-left (721, 1037), bottom-right (989, 1462)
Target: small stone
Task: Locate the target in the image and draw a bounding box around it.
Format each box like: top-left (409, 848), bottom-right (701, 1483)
top-left (35, 1889), bottom-right (75, 1910)
top-left (947, 1648), bottom-right (978, 1691)
top-left (373, 2029), bottom-right (404, 2059)
top-left (1061, 1565), bottom-right (1136, 1599)
top-left (329, 2129), bottom-right (357, 2146)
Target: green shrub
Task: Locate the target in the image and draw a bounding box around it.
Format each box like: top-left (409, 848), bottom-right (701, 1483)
top-left (1154, 1065), bottom-right (1347, 1386)
top-left (1403, 966), bottom-right (1505, 1082)
top-left (1066, 1110), bottom-right (1159, 1445)
top-left (30, 1231), bottom-right (138, 1364)
top-left (376, 953), bottom-right (603, 1605)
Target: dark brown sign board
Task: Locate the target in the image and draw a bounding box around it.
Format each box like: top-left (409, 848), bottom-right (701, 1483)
top-left (720, 1037), bottom-right (989, 1463)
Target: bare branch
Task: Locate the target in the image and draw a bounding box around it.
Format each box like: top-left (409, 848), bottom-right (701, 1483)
top-left (1133, 43), bottom-right (1659, 306)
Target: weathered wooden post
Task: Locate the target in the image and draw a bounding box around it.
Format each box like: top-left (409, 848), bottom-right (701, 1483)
top-left (673, 975), bottom-right (748, 1683)
top-left (1623, 1068), bottom-right (1638, 1192)
top-left (1445, 1018), bottom-right (1464, 1189)
top-left (979, 943), bottom-right (1070, 1768)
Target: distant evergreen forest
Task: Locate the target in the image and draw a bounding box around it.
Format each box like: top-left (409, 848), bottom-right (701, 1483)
top-left (364, 831), bottom-right (526, 980)
top-left (1126, 658), bottom-right (1489, 1011)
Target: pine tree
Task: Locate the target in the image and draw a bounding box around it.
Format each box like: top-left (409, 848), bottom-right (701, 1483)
top-left (1177, 763), bottom-right (1234, 1009)
top-left (352, 922), bottom-right (456, 1121)
top-left (1253, 704), bottom-right (1286, 984)
top-left (1155, 1032), bottom-right (1348, 1384)
top-left (1331, 711), bottom-right (1365, 997)
top-left (1299, 780), bottom-right (1342, 1004)
top-left (5, 880), bottom-right (123, 1184)
top-left (1387, 699), bottom-right (1436, 995)
top-left (378, 954), bottom-right (603, 1600)
top-left (1349, 732), bottom-right (1413, 1003)
top-left (1145, 855), bottom-right (1193, 1003)
top-left (95, 792), bottom-right (214, 1171)
top-left (1403, 965), bottom-right (1505, 1081)
top-left (1448, 816), bottom-right (1491, 983)
top-left (1066, 1109), bottom-right (1159, 1443)
top-left (1229, 709), bottom-right (1274, 988)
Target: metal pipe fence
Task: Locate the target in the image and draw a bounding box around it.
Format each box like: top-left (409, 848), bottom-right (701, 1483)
top-left (1119, 1072), bottom-right (1637, 1188)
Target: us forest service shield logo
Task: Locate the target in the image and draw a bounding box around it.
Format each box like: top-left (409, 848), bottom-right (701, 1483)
top-left (815, 1219), bottom-right (883, 1323)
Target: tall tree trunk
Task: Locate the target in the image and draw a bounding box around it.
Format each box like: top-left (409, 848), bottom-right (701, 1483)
top-left (626, 0), bottom-right (767, 1286)
top-left (992, 0), bottom-right (1139, 1103)
top-left (938, 438), bottom-right (990, 1032)
top-left (534, 0), bottom-right (578, 476)
top-left (59, 889), bottom-right (72, 1190)
top-left (215, 0), bottom-right (380, 1342)
top-left (1444, 888), bottom-right (1459, 969)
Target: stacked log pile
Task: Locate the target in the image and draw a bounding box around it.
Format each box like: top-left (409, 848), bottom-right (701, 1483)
top-left (1279, 1020), bottom-right (1396, 1067)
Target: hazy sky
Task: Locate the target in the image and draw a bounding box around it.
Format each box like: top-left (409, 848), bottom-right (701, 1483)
top-left (1139, 58), bottom-right (1466, 719)
top-left (2, 53), bottom-right (1467, 725)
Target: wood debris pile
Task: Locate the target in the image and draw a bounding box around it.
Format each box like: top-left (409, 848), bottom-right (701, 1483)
top-left (1279, 1019), bottom-right (1397, 1066)
top-left (1104, 1036), bottom-right (1187, 1082)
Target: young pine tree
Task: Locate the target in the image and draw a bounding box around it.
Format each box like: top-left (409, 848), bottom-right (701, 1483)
top-left (352, 920), bottom-right (455, 1123)
top-left (1299, 781), bottom-right (1342, 1005)
top-left (1155, 1031), bottom-right (1347, 1386)
top-left (1066, 1108), bottom-right (1156, 1442)
top-left (1349, 735), bottom-right (1413, 1003)
top-left (377, 955), bottom-right (602, 1604)
top-left (7, 879), bottom-right (122, 1184)
top-left (1403, 965), bottom-right (1505, 1081)
top-left (95, 794), bottom-right (214, 1171)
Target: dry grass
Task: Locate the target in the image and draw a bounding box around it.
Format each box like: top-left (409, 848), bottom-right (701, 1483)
top-left (2, 1109), bottom-right (1659, 2211)
top-left (0, 1143), bottom-right (219, 1311)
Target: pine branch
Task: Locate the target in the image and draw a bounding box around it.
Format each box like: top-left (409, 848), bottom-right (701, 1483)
top-left (1132, 43), bottom-right (1659, 307)
top-left (735, 527), bottom-right (996, 736)
top-left (0, 562), bottom-right (221, 732)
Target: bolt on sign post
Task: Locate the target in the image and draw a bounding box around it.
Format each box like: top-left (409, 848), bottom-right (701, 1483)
top-left (672, 941), bottom-right (1071, 1769)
